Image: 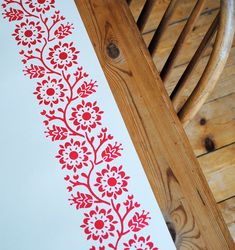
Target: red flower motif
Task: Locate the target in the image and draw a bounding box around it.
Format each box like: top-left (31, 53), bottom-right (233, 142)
top-left (47, 42), bottom-right (79, 70)
top-left (33, 77), bottom-right (67, 107)
top-left (25, 0), bottom-right (55, 14)
top-left (56, 139), bottom-right (91, 172)
top-left (95, 165), bottom-right (129, 199)
top-left (81, 206), bottom-right (117, 243)
top-left (12, 19), bottom-right (44, 48)
top-left (70, 100), bottom-right (103, 132)
top-left (123, 234), bottom-right (158, 250)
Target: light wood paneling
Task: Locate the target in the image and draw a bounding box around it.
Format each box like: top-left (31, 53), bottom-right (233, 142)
top-left (199, 144), bottom-right (235, 202)
top-left (219, 197), bottom-right (235, 242)
top-left (185, 93), bottom-right (235, 156)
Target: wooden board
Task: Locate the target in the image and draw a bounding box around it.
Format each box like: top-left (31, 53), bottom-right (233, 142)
top-left (75, 1), bottom-right (234, 249)
top-left (198, 143), bottom-right (235, 202)
top-left (219, 197), bottom-right (235, 242)
top-left (185, 93), bottom-right (235, 156)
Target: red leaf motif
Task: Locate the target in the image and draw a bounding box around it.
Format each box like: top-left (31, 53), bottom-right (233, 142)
top-left (23, 64), bottom-right (45, 79)
top-left (54, 23), bottom-right (74, 39)
top-left (77, 80), bottom-right (98, 98)
top-left (101, 142), bottom-right (123, 162)
top-left (69, 192), bottom-right (93, 209)
top-left (3, 8), bottom-right (24, 22)
top-left (128, 211), bottom-right (151, 232)
top-left (45, 125), bottom-right (68, 141)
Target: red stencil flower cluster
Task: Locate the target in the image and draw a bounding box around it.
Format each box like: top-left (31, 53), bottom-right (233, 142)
top-left (1, 0), bottom-right (158, 249)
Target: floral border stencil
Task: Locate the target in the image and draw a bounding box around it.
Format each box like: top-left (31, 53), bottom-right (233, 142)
top-left (1, 1), bottom-right (159, 249)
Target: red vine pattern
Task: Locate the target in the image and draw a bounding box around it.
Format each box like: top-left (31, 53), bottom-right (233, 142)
top-left (1, 1), bottom-right (159, 249)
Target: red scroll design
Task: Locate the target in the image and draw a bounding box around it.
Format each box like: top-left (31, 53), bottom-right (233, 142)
top-left (1, 1), bottom-right (158, 249)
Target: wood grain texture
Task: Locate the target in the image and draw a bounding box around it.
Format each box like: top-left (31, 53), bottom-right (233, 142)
top-left (185, 93), bottom-right (235, 156)
top-left (170, 14), bottom-right (218, 113)
top-left (206, 40), bottom-right (235, 102)
top-left (178, 0), bottom-right (235, 126)
top-left (129, 0), bottom-right (235, 241)
top-left (144, 8), bottom-right (219, 73)
top-left (163, 37), bottom-right (235, 102)
top-left (137, 0), bottom-right (156, 33)
top-left (131, 0), bottom-right (219, 34)
top-left (148, 0), bottom-right (178, 56)
top-left (128, 0), bottom-right (145, 22)
top-left (75, 0), bottom-right (234, 249)
top-left (198, 143), bottom-right (235, 202)
top-left (219, 197), bottom-right (235, 242)
top-left (160, 0), bottom-right (206, 83)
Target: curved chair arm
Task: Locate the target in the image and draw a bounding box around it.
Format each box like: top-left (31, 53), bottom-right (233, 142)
top-left (178, 0), bottom-right (235, 127)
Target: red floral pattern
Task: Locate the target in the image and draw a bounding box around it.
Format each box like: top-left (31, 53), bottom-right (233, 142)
top-left (95, 165), bottom-right (129, 199)
top-left (56, 139), bottom-right (91, 172)
top-left (123, 234), bottom-right (158, 250)
top-left (70, 100), bottom-right (103, 132)
top-left (1, 0), bottom-right (159, 249)
top-left (26, 0), bottom-right (55, 14)
top-left (128, 211), bottom-right (150, 232)
top-left (47, 42), bottom-right (79, 70)
top-left (54, 23), bottom-right (74, 39)
top-left (13, 19), bottom-right (44, 47)
top-left (3, 8), bottom-right (24, 22)
top-left (34, 77), bottom-right (67, 107)
top-left (81, 206), bottom-right (118, 243)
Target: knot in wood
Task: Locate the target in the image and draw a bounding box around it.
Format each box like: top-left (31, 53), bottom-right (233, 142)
top-left (204, 137), bottom-right (215, 152)
top-left (106, 42), bottom-right (120, 59)
top-left (200, 118), bottom-right (206, 125)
